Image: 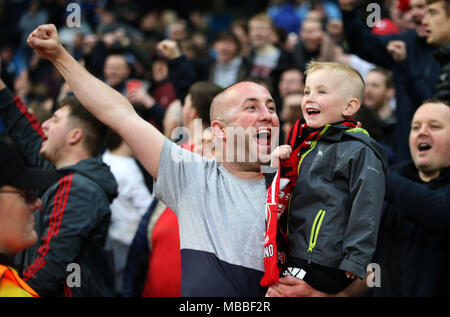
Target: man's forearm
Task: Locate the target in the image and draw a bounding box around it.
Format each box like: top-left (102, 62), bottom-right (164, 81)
top-left (52, 48), bottom-right (134, 128)
top-left (335, 273), bottom-right (369, 297)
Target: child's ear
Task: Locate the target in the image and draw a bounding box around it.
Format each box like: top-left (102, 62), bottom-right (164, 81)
top-left (343, 98), bottom-right (360, 117)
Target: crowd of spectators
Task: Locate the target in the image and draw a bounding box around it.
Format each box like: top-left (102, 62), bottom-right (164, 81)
top-left (0, 0), bottom-right (449, 297)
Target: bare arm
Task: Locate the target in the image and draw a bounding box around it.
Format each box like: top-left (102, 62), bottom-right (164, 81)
top-left (27, 24), bottom-right (164, 178)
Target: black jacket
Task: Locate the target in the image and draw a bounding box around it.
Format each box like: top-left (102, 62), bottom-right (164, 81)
top-left (0, 87), bottom-right (118, 296)
top-left (342, 7), bottom-right (441, 162)
top-left (433, 43), bottom-right (450, 102)
top-left (370, 162), bottom-right (450, 296)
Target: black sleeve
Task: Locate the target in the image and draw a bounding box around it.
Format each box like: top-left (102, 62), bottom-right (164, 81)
top-left (385, 171), bottom-right (450, 238)
top-left (342, 6), bottom-right (397, 68)
top-left (0, 87), bottom-right (54, 169)
top-left (168, 56), bottom-right (196, 102)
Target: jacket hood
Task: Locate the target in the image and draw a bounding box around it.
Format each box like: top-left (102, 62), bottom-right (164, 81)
top-left (325, 124), bottom-right (389, 172)
top-left (59, 156), bottom-right (118, 202)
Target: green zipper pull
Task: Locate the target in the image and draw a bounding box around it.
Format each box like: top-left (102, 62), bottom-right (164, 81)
top-left (307, 209), bottom-right (326, 263)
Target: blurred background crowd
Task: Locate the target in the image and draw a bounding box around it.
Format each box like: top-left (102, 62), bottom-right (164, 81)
top-left (1, 0), bottom-right (430, 164)
top-left (1, 0), bottom-right (448, 297)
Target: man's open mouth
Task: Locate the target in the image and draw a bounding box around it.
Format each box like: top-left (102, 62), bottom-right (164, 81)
top-left (418, 142), bottom-right (432, 153)
top-left (255, 128), bottom-right (272, 146)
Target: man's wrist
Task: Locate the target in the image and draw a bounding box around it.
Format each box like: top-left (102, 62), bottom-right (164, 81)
top-left (53, 46), bottom-right (71, 67)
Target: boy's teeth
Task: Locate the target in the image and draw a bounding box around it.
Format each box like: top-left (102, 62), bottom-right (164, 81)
top-left (307, 108), bottom-right (320, 114)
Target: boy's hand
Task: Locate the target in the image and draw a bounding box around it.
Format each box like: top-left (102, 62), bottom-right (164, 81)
top-left (27, 24), bottom-right (63, 62)
top-left (270, 145), bottom-right (292, 169)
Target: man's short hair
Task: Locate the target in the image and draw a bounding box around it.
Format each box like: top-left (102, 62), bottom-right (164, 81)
top-left (57, 96), bottom-right (108, 156)
top-left (368, 67), bottom-right (395, 89)
top-left (305, 61), bottom-right (365, 102)
top-left (188, 81), bottom-right (223, 127)
top-left (421, 98), bottom-right (450, 107)
top-left (214, 31), bottom-right (242, 53)
top-left (426, 0), bottom-right (450, 16)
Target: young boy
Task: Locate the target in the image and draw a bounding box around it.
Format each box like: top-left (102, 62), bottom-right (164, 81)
top-left (261, 61), bottom-right (387, 294)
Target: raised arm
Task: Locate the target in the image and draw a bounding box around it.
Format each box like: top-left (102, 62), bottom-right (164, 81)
top-left (27, 24), bottom-right (164, 178)
top-left (339, 0), bottom-right (398, 68)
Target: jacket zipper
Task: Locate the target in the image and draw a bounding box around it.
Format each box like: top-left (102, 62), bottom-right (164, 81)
top-left (307, 209), bottom-right (326, 264)
top-left (288, 124), bottom-right (330, 262)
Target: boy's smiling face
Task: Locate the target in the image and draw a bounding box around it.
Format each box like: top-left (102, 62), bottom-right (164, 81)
top-left (302, 69), bottom-right (357, 128)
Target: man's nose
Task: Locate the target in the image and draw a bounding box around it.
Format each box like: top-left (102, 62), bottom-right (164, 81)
top-left (417, 125), bottom-right (430, 136)
top-left (41, 118), bottom-right (51, 130)
top-left (259, 107), bottom-right (273, 122)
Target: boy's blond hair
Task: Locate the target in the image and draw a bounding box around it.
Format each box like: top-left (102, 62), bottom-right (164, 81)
top-left (305, 61), bottom-right (365, 102)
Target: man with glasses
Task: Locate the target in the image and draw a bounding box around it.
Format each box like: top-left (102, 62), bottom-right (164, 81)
top-left (0, 137), bottom-right (60, 297)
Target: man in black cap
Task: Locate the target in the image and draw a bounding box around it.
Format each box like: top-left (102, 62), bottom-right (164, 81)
top-left (0, 136), bottom-right (60, 297)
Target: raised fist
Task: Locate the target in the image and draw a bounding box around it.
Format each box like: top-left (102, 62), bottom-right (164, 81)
top-left (27, 24), bottom-right (63, 62)
top-left (156, 40), bottom-right (181, 60)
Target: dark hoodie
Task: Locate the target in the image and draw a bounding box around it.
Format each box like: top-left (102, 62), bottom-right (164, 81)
top-left (0, 87), bottom-right (118, 296)
top-left (20, 157), bottom-right (118, 297)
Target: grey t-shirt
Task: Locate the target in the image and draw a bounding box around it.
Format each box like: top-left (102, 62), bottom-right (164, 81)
top-left (154, 138), bottom-right (267, 296)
